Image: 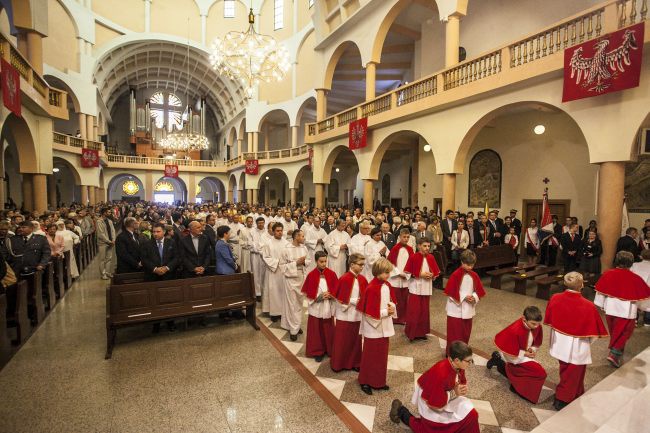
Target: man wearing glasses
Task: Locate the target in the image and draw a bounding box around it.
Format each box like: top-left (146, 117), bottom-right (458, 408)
top-left (389, 341), bottom-right (480, 432)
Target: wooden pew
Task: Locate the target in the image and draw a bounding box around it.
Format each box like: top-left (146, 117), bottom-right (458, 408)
top-left (111, 272), bottom-right (146, 285)
top-left (74, 242), bottom-right (82, 273)
top-left (53, 257), bottom-right (66, 300)
top-left (4, 281), bottom-right (29, 345)
top-left (63, 251), bottom-right (73, 290)
top-left (106, 272), bottom-right (259, 359)
top-left (535, 275), bottom-right (564, 299)
top-left (487, 263), bottom-right (538, 289)
top-left (473, 245), bottom-right (516, 271)
top-left (42, 261), bottom-right (58, 311)
top-left (510, 266), bottom-right (561, 295)
top-left (0, 292), bottom-right (10, 355)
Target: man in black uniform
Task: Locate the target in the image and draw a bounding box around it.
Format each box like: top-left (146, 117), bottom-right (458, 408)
top-left (115, 217), bottom-right (142, 274)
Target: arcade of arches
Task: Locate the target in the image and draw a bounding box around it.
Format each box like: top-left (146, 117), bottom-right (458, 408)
top-left (0, 1), bottom-right (649, 433)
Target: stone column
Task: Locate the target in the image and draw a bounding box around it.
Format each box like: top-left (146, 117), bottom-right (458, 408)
top-left (80, 185), bottom-right (88, 205)
top-left (22, 173), bottom-right (33, 211)
top-left (251, 189), bottom-right (258, 205)
top-left (17, 32), bottom-right (28, 58)
top-left (86, 115), bottom-right (95, 142)
top-left (365, 62), bottom-right (377, 100)
top-left (26, 31), bottom-right (43, 75)
top-left (363, 180), bottom-right (374, 212)
top-left (188, 173), bottom-right (196, 203)
top-left (442, 173), bottom-right (456, 214)
top-left (78, 113), bottom-right (87, 139)
top-left (316, 89), bottom-right (328, 121)
top-left (32, 174), bottom-right (47, 212)
top-left (597, 162), bottom-right (626, 271)
top-left (145, 172), bottom-right (153, 202)
top-left (89, 186), bottom-right (97, 205)
top-left (291, 126), bottom-right (299, 148)
top-left (246, 189), bottom-right (253, 204)
top-left (237, 138), bottom-right (243, 156)
top-left (252, 132), bottom-right (259, 154)
top-left (227, 188), bottom-right (233, 203)
top-left (238, 189), bottom-right (244, 203)
top-left (48, 175), bottom-right (57, 208)
top-left (263, 124), bottom-right (269, 152)
top-left (315, 183), bottom-right (325, 209)
top-left (445, 14), bottom-right (461, 67)
top-left (290, 188), bottom-right (297, 204)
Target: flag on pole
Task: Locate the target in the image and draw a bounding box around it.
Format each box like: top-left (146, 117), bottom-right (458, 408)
top-left (621, 196), bottom-right (630, 236)
top-left (484, 201), bottom-right (489, 216)
top-left (539, 188), bottom-right (558, 246)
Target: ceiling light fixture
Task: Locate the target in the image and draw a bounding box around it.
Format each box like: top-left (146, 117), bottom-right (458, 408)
top-left (534, 124), bottom-right (546, 135)
top-left (335, 167), bottom-right (340, 172)
top-left (52, 168), bottom-right (60, 173)
top-left (423, 144), bottom-right (432, 152)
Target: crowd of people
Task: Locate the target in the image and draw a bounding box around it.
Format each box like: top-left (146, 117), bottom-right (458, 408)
top-left (1, 200), bottom-right (649, 432)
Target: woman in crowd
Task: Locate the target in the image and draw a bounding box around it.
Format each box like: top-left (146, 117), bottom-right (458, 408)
top-left (525, 218), bottom-right (540, 265)
top-left (580, 230), bottom-right (602, 277)
top-left (46, 223), bottom-right (65, 258)
top-left (57, 220), bottom-right (81, 279)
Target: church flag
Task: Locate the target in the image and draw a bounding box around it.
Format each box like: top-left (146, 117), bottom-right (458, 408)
top-left (621, 197), bottom-right (630, 236)
top-left (1, 59), bottom-right (21, 117)
top-left (563, 22), bottom-right (644, 102)
top-left (539, 188), bottom-right (557, 245)
top-left (164, 164), bottom-right (179, 178)
top-left (349, 118), bottom-right (368, 150)
top-left (80, 148), bottom-right (99, 167)
top-left (484, 201), bottom-right (489, 216)
top-left (245, 159), bottom-right (259, 175)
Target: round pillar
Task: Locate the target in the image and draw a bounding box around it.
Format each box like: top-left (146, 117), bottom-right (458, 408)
top-left (22, 173), bottom-right (33, 211)
top-left (365, 62), bottom-right (377, 101)
top-left (291, 126), bottom-right (299, 148)
top-left (597, 162), bottom-right (626, 271)
top-left (445, 15), bottom-right (461, 67)
top-left (78, 113), bottom-right (87, 139)
top-left (363, 179), bottom-right (374, 212)
top-left (32, 174), bottom-right (47, 212)
top-left (290, 188), bottom-right (297, 204)
top-left (86, 115), bottom-right (95, 143)
top-left (80, 185), bottom-right (89, 205)
top-left (89, 186), bottom-right (97, 205)
top-left (48, 175), bottom-right (57, 208)
top-left (251, 189), bottom-right (258, 205)
top-left (315, 183), bottom-right (325, 209)
top-left (26, 31), bottom-right (43, 75)
top-left (316, 89), bottom-right (328, 121)
top-left (442, 173), bottom-right (456, 214)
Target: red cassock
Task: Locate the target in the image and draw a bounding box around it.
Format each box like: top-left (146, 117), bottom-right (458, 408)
top-left (388, 243), bottom-right (414, 324)
top-left (595, 268), bottom-right (650, 352)
top-left (544, 291), bottom-right (608, 403)
top-left (410, 359), bottom-right (480, 433)
top-left (444, 268), bottom-right (486, 352)
top-left (329, 271), bottom-right (368, 372)
top-left (494, 319), bottom-right (547, 403)
top-left (404, 253), bottom-right (441, 340)
top-left (356, 278), bottom-right (396, 388)
top-left (301, 268), bottom-right (338, 357)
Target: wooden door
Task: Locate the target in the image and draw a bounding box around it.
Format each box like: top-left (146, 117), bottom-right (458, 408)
top-left (433, 198), bottom-right (442, 216)
top-left (521, 199), bottom-right (570, 254)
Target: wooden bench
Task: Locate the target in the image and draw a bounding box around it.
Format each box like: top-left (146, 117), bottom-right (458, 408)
top-left (63, 251), bottom-right (73, 290)
top-left (510, 266), bottom-right (561, 295)
top-left (432, 250), bottom-right (446, 290)
top-left (111, 272), bottom-right (146, 285)
top-left (486, 263), bottom-right (538, 289)
top-left (0, 292), bottom-right (10, 355)
top-left (473, 245), bottom-right (516, 271)
top-left (52, 257), bottom-right (66, 301)
top-left (4, 281), bottom-right (29, 345)
top-left (535, 275), bottom-right (564, 300)
top-left (106, 272), bottom-right (259, 359)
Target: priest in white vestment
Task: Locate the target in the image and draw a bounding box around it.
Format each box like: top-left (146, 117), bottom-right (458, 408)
top-left (250, 217), bottom-right (268, 299)
top-left (239, 216), bottom-right (254, 273)
top-left (348, 222), bottom-right (371, 256)
top-left (305, 216), bottom-right (327, 273)
top-left (324, 219), bottom-right (351, 277)
top-left (281, 230), bottom-right (310, 339)
top-left (262, 222), bottom-right (290, 319)
top-left (363, 228), bottom-right (387, 281)
top-left (227, 214), bottom-right (245, 266)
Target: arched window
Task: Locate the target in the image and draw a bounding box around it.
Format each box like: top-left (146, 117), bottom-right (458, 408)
top-left (150, 91), bottom-right (184, 132)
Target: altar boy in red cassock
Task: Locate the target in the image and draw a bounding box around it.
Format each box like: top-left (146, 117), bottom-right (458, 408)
top-left (388, 228), bottom-right (414, 325)
top-left (544, 271), bottom-right (609, 410)
top-left (594, 251), bottom-right (650, 368)
top-left (444, 250), bottom-right (486, 354)
top-left (389, 341), bottom-right (480, 433)
top-left (301, 251), bottom-right (338, 362)
top-left (487, 306), bottom-right (547, 403)
top-left (404, 238), bottom-right (440, 341)
top-left (330, 253), bottom-right (368, 372)
top-left (357, 257), bottom-right (397, 395)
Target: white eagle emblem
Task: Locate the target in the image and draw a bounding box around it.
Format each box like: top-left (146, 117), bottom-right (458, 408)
top-left (569, 28), bottom-right (638, 93)
top-left (6, 72), bottom-right (16, 103)
top-left (350, 122), bottom-right (366, 148)
top-left (82, 150), bottom-right (97, 164)
top-left (245, 160), bottom-right (258, 172)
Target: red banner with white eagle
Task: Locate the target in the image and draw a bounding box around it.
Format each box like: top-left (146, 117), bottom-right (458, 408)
top-left (245, 159), bottom-right (259, 175)
top-left (164, 164), bottom-right (179, 178)
top-left (2, 59), bottom-right (21, 117)
top-left (563, 22), bottom-right (643, 102)
top-left (80, 148), bottom-right (99, 167)
top-left (349, 118), bottom-right (368, 150)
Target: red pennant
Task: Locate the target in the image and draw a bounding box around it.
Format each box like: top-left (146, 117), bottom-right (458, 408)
top-left (2, 59), bottom-right (21, 117)
top-left (563, 22), bottom-right (643, 102)
top-left (245, 159), bottom-right (259, 175)
top-left (80, 148), bottom-right (99, 167)
top-left (308, 148), bottom-right (313, 170)
top-left (164, 164), bottom-right (179, 178)
top-left (349, 118), bottom-right (368, 150)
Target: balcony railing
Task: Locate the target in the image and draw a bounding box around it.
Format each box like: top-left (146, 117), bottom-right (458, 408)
top-left (53, 132), bottom-right (103, 151)
top-left (0, 31), bottom-right (68, 118)
top-left (307, 0), bottom-right (646, 141)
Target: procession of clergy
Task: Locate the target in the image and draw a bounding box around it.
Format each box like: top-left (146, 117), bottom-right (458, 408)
top-left (205, 207), bottom-right (650, 433)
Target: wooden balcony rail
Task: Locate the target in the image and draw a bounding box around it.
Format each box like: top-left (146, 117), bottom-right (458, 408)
top-left (306, 0), bottom-right (647, 138)
top-left (52, 132), bottom-right (102, 151)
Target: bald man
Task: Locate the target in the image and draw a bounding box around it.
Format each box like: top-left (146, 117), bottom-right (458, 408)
top-left (180, 221), bottom-right (212, 278)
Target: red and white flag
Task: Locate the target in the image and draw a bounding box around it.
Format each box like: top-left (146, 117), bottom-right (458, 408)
top-left (349, 118), bottom-right (368, 150)
top-left (80, 148), bottom-right (99, 167)
top-left (245, 159), bottom-right (259, 175)
top-left (164, 164), bottom-right (179, 178)
top-left (1, 59), bottom-right (20, 117)
top-left (539, 188), bottom-right (558, 246)
top-left (308, 148), bottom-right (313, 170)
top-left (563, 22), bottom-right (644, 102)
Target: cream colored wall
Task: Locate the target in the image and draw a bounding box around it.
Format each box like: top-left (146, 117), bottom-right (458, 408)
top-left (43, 0), bottom-right (78, 72)
top-left (258, 68), bottom-right (293, 103)
top-left (151, 0), bottom-right (201, 42)
top-left (92, 0), bottom-right (145, 33)
top-left (206, 1), bottom-right (250, 45)
top-left (0, 9), bottom-right (16, 44)
top-left (377, 152), bottom-right (413, 206)
top-left (454, 111), bottom-right (598, 224)
top-left (414, 19), bottom-right (445, 79)
top-left (296, 31), bottom-right (316, 96)
top-left (95, 22), bottom-right (123, 49)
top-left (298, 0), bottom-right (315, 30)
top-left (260, 0), bottom-right (292, 41)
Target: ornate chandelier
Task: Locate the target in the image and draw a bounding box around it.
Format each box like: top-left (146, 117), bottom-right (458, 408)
top-left (209, 8), bottom-right (290, 98)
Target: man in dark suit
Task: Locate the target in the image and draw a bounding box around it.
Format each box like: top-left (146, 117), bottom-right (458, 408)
top-left (323, 216), bottom-right (336, 234)
top-left (571, 217), bottom-right (584, 239)
top-left (487, 211), bottom-right (505, 246)
top-left (560, 224), bottom-right (582, 272)
top-left (115, 217), bottom-right (142, 274)
top-left (616, 227), bottom-right (640, 261)
top-left (203, 214), bottom-right (217, 249)
top-left (171, 212), bottom-right (185, 247)
top-left (180, 221), bottom-right (211, 278)
top-left (7, 221), bottom-right (51, 275)
top-left (510, 209), bottom-right (522, 237)
top-left (413, 221), bottom-right (434, 243)
top-left (441, 210), bottom-right (457, 242)
top-left (380, 222), bottom-right (396, 251)
top-left (465, 216), bottom-right (480, 249)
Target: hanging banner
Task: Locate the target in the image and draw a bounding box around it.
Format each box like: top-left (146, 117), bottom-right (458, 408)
top-left (1, 59), bottom-right (21, 117)
top-left (563, 22), bottom-right (643, 102)
top-left (348, 118), bottom-right (368, 150)
top-left (164, 164), bottom-right (179, 178)
top-left (245, 159), bottom-right (259, 175)
top-left (308, 148), bottom-right (313, 170)
top-left (80, 148), bottom-right (99, 167)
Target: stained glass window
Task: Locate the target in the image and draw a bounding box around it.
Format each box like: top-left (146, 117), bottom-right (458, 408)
top-left (149, 91), bottom-right (183, 132)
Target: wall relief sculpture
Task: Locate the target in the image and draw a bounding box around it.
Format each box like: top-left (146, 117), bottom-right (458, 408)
top-left (468, 149), bottom-right (502, 208)
top-left (625, 155), bottom-right (650, 212)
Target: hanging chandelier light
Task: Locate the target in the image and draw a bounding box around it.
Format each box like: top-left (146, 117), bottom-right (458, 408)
top-left (209, 8), bottom-right (290, 98)
top-left (159, 25), bottom-right (210, 152)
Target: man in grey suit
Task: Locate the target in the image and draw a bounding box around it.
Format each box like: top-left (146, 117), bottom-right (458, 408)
top-left (380, 223), bottom-right (396, 251)
top-left (96, 207), bottom-right (116, 280)
top-left (413, 221), bottom-right (434, 243)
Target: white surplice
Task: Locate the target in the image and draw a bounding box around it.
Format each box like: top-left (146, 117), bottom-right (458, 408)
top-left (445, 274), bottom-right (480, 319)
top-left (239, 226), bottom-right (253, 273)
top-left (407, 257), bottom-right (433, 296)
top-left (363, 239), bottom-right (387, 281)
top-left (308, 276), bottom-right (335, 319)
top-left (388, 247), bottom-right (411, 289)
top-left (305, 226), bottom-right (327, 273)
top-left (335, 274), bottom-right (362, 322)
top-left (262, 236), bottom-right (290, 316)
top-left (281, 244), bottom-right (311, 335)
top-left (282, 219), bottom-right (299, 241)
top-left (324, 229), bottom-right (351, 277)
top-left (348, 233), bottom-right (371, 257)
top-left (250, 228), bottom-right (267, 298)
top-left (228, 222), bottom-right (245, 264)
top-left (359, 282), bottom-right (396, 339)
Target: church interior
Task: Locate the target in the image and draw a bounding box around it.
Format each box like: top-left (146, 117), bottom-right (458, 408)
top-left (0, 0), bottom-right (650, 432)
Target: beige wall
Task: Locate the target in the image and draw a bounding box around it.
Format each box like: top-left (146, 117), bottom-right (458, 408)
top-left (259, 0), bottom-right (292, 41)
top-left (151, 0), bottom-right (201, 42)
top-left (43, 0), bottom-right (78, 72)
top-left (258, 68), bottom-right (293, 104)
top-left (296, 31), bottom-right (317, 96)
top-left (206, 1), bottom-right (250, 44)
top-left (298, 0), bottom-right (315, 30)
top-left (95, 22), bottom-right (123, 49)
top-left (92, 0), bottom-right (145, 33)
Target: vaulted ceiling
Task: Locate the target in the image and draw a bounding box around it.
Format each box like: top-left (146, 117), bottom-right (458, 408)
top-left (93, 41), bottom-right (247, 127)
